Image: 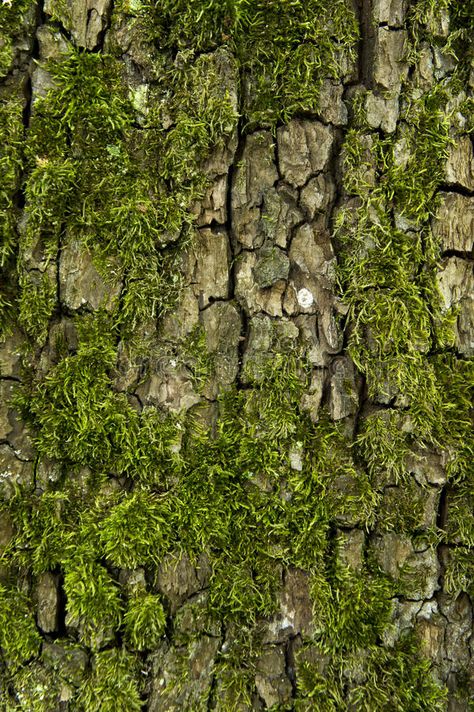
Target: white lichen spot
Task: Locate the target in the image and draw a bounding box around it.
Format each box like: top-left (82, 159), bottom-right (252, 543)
top-left (297, 287), bottom-right (314, 309)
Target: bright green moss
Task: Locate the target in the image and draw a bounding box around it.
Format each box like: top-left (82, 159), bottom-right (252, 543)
top-left (14, 312), bottom-right (189, 481)
top-left (64, 559), bottom-right (123, 650)
top-left (209, 555), bottom-right (279, 621)
top-left (0, 584), bottom-right (41, 672)
top-left (212, 625), bottom-right (261, 711)
top-left (235, 0), bottom-right (359, 126)
top-left (76, 648), bottom-right (142, 712)
top-left (348, 637), bottom-right (448, 711)
top-left (15, 312), bottom-right (139, 468)
top-left (123, 590), bottom-right (167, 650)
top-left (98, 490), bottom-right (173, 568)
top-left (157, 48), bottom-right (239, 182)
top-left (296, 636), bottom-right (447, 711)
top-left (311, 563), bottom-right (393, 653)
top-left (430, 354), bottom-right (474, 481)
top-left (382, 86), bottom-right (453, 224)
top-left (21, 157), bottom-right (76, 252)
top-left (376, 481), bottom-right (429, 535)
top-left (20, 45), bottom-right (239, 338)
top-left (118, 248), bottom-right (185, 343)
top-left (445, 484), bottom-right (474, 547)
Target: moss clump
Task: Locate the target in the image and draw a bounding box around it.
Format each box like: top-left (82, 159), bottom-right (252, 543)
top-left (0, 97), bottom-right (23, 266)
top-left (0, 97), bottom-right (24, 336)
top-left (337, 83), bottom-right (458, 413)
top-left (355, 411), bottom-right (410, 487)
top-left (10, 663), bottom-right (64, 711)
top-left (18, 270), bottom-right (57, 344)
top-left (76, 648), bottom-right (142, 712)
top-left (123, 590), bottom-right (167, 650)
top-left (212, 625), bottom-right (262, 711)
top-left (444, 547), bottom-right (474, 599)
top-left (382, 86), bottom-right (453, 224)
top-left (0, 584), bottom-right (41, 672)
top-left (19, 45), bottom-right (239, 344)
top-left (445, 485), bottom-right (474, 546)
top-left (6, 489), bottom-right (71, 574)
top-left (97, 489), bottom-right (173, 569)
top-left (14, 312), bottom-right (188, 485)
top-left (142, 0), bottom-right (358, 126)
top-left (64, 559), bottom-right (123, 650)
top-left (296, 636), bottom-right (447, 711)
top-left (431, 354), bottom-right (474, 482)
top-left (15, 312), bottom-right (137, 469)
top-left (311, 559), bottom-right (393, 653)
top-left (0, 0), bottom-right (34, 77)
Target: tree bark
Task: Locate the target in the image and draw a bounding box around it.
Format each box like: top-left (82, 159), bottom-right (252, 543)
top-left (0, 0), bottom-right (473, 709)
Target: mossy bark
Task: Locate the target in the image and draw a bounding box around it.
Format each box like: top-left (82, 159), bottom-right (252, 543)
top-left (0, 0), bottom-right (473, 710)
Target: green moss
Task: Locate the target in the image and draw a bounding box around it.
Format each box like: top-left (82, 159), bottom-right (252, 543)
top-left (355, 412), bottom-right (410, 487)
top-left (430, 354), bottom-right (474, 481)
top-left (383, 86), bottom-right (453, 223)
top-left (0, 98), bottom-right (23, 265)
top-left (209, 555), bottom-right (279, 621)
top-left (0, 0), bottom-right (34, 77)
top-left (123, 590), bottom-right (167, 650)
top-left (142, 0), bottom-right (358, 127)
top-left (6, 489), bottom-right (71, 574)
top-left (179, 324), bottom-right (215, 392)
top-left (296, 636), bottom-right (447, 711)
top-left (337, 82), bottom-right (458, 416)
top-left (98, 489), bottom-right (173, 568)
top-left (64, 559), bottom-right (122, 650)
top-left (15, 312), bottom-right (137, 468)
top-left (310, 562), bottom-right (393, 653)
top-left (156, 48), bottom-right (239, 181)
top-left (376, 482), bottom-right (429, 535)
top-left (0, 97), bottom-right (24, 336)
top-left (19, 44), bottom-right (239, 339)
top-left (21, 157), bottom-right (76, 252)
top-left (212, 625), bottom-right (261, 711)
top-left (0, 584), bottom-right (41, 672)
top-left (10, 663), bottom-right (62, 711)
top-left (18, 270), bottom-right (56, 344)
top-left (445, 485), bottom-right (474, 547)
top-left (444, 547), bottom-right (474, 599)
top-left (76, 648), bottom-right (142, 712)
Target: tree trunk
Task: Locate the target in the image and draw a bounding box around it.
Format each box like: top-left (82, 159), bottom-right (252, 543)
top-left (0, 0), bottom-right (473, 709)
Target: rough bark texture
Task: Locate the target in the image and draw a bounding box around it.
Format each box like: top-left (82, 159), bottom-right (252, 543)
top-left (0, 0), bottom-right (473, 710)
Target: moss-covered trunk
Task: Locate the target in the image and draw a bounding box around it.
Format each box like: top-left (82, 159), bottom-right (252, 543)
top-left (0, 0), bottom-right (473, 709)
